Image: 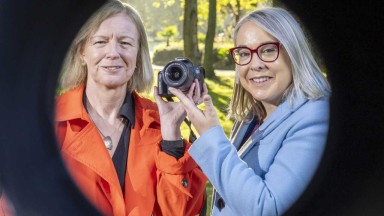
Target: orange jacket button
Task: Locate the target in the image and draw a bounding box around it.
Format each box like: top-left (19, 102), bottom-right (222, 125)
top-left (181, 178), bottom-right (188, 188)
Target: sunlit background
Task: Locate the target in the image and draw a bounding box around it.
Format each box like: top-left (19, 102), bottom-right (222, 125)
top-left (126, 0), bottom-right (273, 67)
top-left (121, 1), bottom-right (275, 214)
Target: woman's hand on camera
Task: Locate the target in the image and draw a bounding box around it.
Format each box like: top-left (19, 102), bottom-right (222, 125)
top-left (168, 82), bottom-right (220, 136)
top-left (153, 86), bottom-right (186, 140)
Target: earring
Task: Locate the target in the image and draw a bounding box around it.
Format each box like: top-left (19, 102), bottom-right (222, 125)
top-left (235, 68), bottom-right (239, 84)
top-left (81, 61), bottom-right (86, 66)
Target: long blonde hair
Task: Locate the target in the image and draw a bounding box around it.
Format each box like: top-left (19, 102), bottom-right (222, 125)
top-left (59, 0), bottom-right (153, 93)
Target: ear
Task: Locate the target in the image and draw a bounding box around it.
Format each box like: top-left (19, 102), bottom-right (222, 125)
top-left (77, 46), bottom-right (86, 65)
top-left (79, 55), bottom-right (86, 66)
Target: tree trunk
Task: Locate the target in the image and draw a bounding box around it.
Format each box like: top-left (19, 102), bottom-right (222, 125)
top-left (203, 0), bottom-right (217, 79)
top-left (183, 0), bottom-right (200, 65)
top-left (235, 0), bottom-right (240, 23)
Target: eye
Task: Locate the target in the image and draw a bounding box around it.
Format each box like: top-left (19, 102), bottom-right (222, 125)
top-left (93, 40), bottom-right (107, 46)
top-left (265, 48), bottom-right (276, 53)
top-left (238, 50), bottom-right (250, 58)
top-left (120, 41), bottom-right (132, 46)
top-left (260, 46), bottom-right (277, 54)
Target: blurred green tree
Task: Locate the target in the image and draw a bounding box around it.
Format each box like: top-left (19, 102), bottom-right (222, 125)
top-left (183, 0), bottom-right (200, 64)
top-left (156, 25), bottom-right (178, 47)
top-left (202, 0), bottom-right (217, 79)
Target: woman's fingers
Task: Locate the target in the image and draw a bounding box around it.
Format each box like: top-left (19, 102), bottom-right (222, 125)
top-left (153, 86), bottom-right (167, 114)
top-left (201, 94), bottom-right (220, 124)
top-left (153, 87), bottom-right (164, 104)
top-left (202, 94), bottom-right (214, 110)
top-left (186, 79), bottom-right (201, 105)
top-left (168, 87), bottom-right (203, 122)
top-left (187, 82), bottom-right (196, 102)
top-left (153, 87), bottom-right (160, 103)
top-left (193, 79), bottom-right (201, 104)
top-left (202, 83), bottom-right (208, 97)
top-left (169, 86), bottom-right (220, 135)
top-left (168, 87), bottom-right (195, 109)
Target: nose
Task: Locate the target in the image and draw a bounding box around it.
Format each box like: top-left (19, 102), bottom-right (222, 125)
top-left (249, 52), bottom-right (266, 71)
top-left (106, 41), bottom-right (120, 59)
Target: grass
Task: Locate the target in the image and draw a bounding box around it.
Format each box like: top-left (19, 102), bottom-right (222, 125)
top-left (141, 69), bottom-right (235, 214)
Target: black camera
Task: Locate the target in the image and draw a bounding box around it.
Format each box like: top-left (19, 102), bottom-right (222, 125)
top-left (158, 57), bottom-right (205, 97)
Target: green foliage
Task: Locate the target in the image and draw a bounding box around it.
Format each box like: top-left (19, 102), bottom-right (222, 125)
top-left (152, 47), bottom-right (184, 66)
top-left (156, 25), bottom-right (178, 47)
top-left (203, 74), bottom-right (235, 135)
top-left (216, 47), bottom-right (230, 61)
top-left (156, 25), bottom-right (177, 38)
top-left (152, 46), bottom-right (203, 66)
top-left (152, 0), bottom-right (177, 8)
top-left (212, 47), bottom-right (235, 69)
top-left (127, 0), bottom-right (270, 47)
top-left (197, 32), bottom-right (206, 44)
top-left (152, 44), bottom-right (235, 70)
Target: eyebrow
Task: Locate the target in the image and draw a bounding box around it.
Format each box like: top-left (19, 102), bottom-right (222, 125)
top-left (236, 40), bottom-right (278, 47)
top-left (90, 34), bottom-right (137, 40)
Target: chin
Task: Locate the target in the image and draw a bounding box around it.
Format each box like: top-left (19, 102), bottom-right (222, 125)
top-left (101, 81), bottom-right (127, 89)
top-left (250, 91), bottom-right (267, 101)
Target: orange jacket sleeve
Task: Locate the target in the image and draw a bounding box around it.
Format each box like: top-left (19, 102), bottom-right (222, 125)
top-left (154, 141), bottom-right (207, 216)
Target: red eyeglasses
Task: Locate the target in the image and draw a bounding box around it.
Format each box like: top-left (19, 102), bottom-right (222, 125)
top-left (229, 42), bottom-right (281, 65)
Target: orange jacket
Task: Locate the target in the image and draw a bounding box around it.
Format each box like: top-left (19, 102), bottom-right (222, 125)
top-left (0, 86), bottom-right (206, 216)
top-left (55, 86), bottom-right (206, 216)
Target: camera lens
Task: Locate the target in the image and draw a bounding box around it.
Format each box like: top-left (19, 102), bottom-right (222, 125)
top-left (168, 66), bottom-right (183, 81)
top-left (164, 62), bottom-right (188, 88)
top-left (162, 59), bottom-right (196, 93)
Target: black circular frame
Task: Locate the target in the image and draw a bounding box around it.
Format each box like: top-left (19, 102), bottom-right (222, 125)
top-left (1, 0), bottom-right (383, 215)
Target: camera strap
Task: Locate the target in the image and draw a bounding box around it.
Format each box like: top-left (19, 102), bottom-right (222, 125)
top-left (183, 118), bottom-right (197, 143)
top-left (165, 97), bottom-right (197, 143)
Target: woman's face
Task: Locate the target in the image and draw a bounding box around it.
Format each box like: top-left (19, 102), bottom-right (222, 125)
top-left (236, 21), bottom-right (292, 107)
top-left (82, 13), bottom-right (139, 89)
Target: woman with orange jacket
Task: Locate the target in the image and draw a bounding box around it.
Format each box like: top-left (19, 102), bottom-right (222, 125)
top-left (52, 1), bottom-right (206, 215)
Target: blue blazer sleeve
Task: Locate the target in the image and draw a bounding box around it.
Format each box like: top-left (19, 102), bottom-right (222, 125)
top-left (189, 97), bottom-right (329, 215)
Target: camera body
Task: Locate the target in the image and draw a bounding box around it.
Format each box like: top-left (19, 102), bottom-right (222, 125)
top-left (158, 57), bottom-right (205, 97)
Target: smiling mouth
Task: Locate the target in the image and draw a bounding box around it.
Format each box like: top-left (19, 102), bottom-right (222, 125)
top-left (251, 76), bottom-right (271, 83)
top-left (103, 66), bottom-right (122, 70)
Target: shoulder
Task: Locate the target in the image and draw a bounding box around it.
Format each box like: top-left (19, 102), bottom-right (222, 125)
top-left (286, 97), bottom-right (330, 135)
top-left (262, 96), bottom-right (330, 140)
top-left (56, 86), bottom-right (83, 105)
top-left (55, 86), bottom-right (85, 121)
top-left (133, 93), bottom-right (158, 111)
top-left (295, 97), bottom-right (330, 119)
top-left (132, 93), bottom-right (160, 125)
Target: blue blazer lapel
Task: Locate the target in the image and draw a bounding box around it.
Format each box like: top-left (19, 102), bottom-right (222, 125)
top-left (237, 129), bottom-right (263, 158)
top-left (259, 96), bottom-right (308, 137)
top-left (230, 120), bottom-right (253, 150)
top-left (237, 96), bottom-right (308, 158)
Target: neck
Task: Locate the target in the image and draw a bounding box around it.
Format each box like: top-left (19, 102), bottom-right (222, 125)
top-left (262, 102), bottom-right (278, 122)
top-left (85, 84), bottom-right (127, 124)
top-left (85, 91), bottom-right (126, 154)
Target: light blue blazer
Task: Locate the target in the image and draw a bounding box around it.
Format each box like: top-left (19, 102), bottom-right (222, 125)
top-left (189, 96), bottom-right (329, 216)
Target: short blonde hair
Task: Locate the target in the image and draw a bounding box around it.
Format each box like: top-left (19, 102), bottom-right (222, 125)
top-left (59, 0), bottom-right (153, 93)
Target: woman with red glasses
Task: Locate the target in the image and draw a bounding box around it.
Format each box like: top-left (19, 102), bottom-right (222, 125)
top-left (170, 7), bottom-right (331, 216)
